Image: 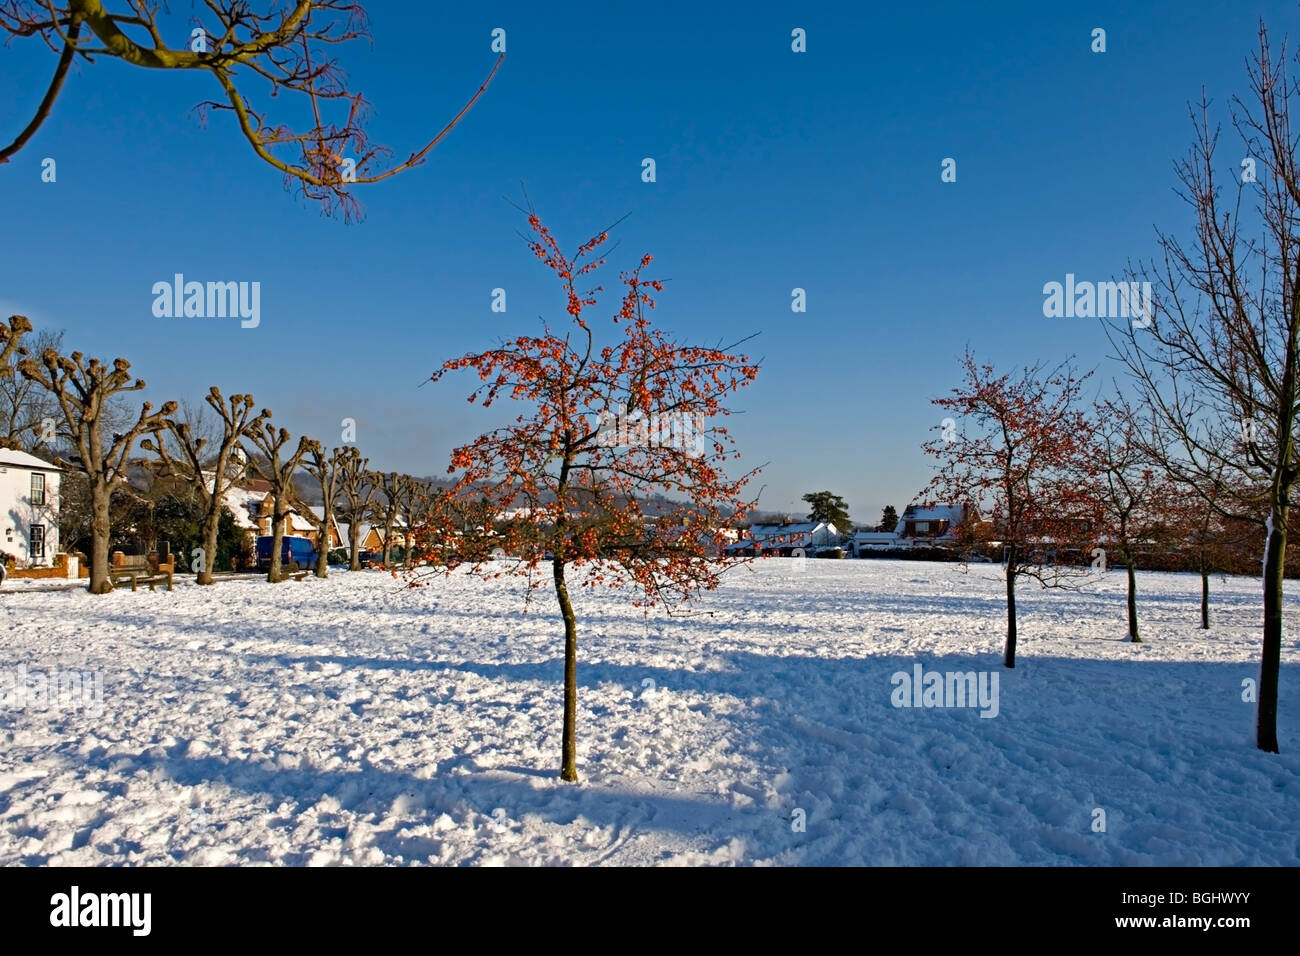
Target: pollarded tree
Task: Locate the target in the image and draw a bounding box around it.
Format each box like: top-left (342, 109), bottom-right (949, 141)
top-left (141, 388), bottom-right (268, 584)
top-left (1107, 26), bottom-right (1300, 752)
top-left (373, 470), bottom-right (412, 567)
top-left (245, 421), bottom-right (312, 582)
top-left (923, 350), bottom-right (1099, 668)
top-left (430, 213), bottom-right (760, 782)
top-left (290, 440), bottom-right (343, 578)
top-left (397, 477), bottom-right (436, 569)
top-left (0, 2), bottom-right (503, 220)
top-left (1, 323), bottom-right (64, 452)
top-left (334, 446), bottom-right (375, 570)
top-left (0, 315), bottom-right (29, 364)
top-left (0, 314), bottom-right (34, 449)
top-left (17, 346), bottom-right (176, 592)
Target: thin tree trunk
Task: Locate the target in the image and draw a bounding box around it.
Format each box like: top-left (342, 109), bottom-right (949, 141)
top-left (1003, 544), bottom-right (1017, 668)
top-left (268, 505), bottom-right (285, 583)
top-left (554, 555), bottom-right (579, 782)
top-left (1258, 507), bottom-right (1286, 753)
top-left (197, 509), bottom-right (219, 585)
top-left (89, 480), bottom-right (112, 594)
top-left (314, 523), bottom-right (329, 579)
top-left (1200, 561), bottom-right (1210, 630)
top-left (349, 521), bottom-right (362, 571)
top-left (1126, 558), bottom-right (1140, 642)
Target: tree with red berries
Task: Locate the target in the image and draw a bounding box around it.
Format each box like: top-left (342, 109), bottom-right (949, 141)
top-left (923, 351), bottom-right (1099, 667)
top-left (429, 213), bottom-right (760, 782)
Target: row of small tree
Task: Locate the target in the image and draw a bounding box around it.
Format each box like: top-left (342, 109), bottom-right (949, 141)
top-left (924, 27), bottom-right (1300, 757)
top-left (925, 354), bottom-right (1267, 647)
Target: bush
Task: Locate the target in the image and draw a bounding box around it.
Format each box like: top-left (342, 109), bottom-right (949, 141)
top-left (855, 546), bottom-right (963, 563)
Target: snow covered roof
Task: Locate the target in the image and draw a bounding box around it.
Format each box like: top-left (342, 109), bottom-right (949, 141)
top-left (903, 504), bottom-right (968, 524)
top-left (749, 522), bottom-right (837, 536)
top-left (725, 521), bottom-right (839, 552)
top-left (286, 511), bottom-right (316, 532)
top-left (0, 448), bottom-right (62, 472)
top-left (220, 485), bottom-right (262, 529)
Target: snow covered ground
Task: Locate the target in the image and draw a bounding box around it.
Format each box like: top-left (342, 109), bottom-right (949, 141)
top-left (1, 559), bottom-right (1296, 866)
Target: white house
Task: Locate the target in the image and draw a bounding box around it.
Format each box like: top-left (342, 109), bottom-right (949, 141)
top-left (0, 448), bottom-right (62, 567)
top-left (726, 521), bottom-right (839, 555)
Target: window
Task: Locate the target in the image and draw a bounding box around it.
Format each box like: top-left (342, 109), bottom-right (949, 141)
top-left (30, 524), bottom-right (45, 559)
top-left (30, 473), bottom-right (45, 506)
top-left (915, 521), bottom-right (930, 533)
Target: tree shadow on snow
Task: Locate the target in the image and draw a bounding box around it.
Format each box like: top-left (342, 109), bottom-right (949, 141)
top-left (61, 642), bottom-right (1300, 864)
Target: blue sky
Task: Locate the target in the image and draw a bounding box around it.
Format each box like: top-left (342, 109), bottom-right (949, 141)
top-left (0, 0), bottom-right (1292, 526)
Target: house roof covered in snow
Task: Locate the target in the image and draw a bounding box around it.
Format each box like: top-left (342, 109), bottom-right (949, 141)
top-left (285, 511), bottom-right (316, 533)
top-left (220, 484), bottom-right (262, 529)
top-left (749, 522), bottom-right (837, 536)
top-left (0, 448), bottom-right (63, 472)
top-left (902, 504), bottom-right (970, 524)
top-left (725, 521), bottom-right (838, 552)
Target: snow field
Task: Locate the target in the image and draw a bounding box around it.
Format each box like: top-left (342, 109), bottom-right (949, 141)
top-left (0, 559), bottom-right (1296, 865)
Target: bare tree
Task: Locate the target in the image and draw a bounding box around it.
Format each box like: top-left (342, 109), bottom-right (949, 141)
top-left (1167, 469), bottom-right (1255, 630)
top-left (334, 446), bottom-right (375, 570)
top-left (0, 325), bottom-right (64, 452)
top-left (1108, 26), bottom-right (1299, 753)
top-left (396, 477), bottom-right (436, 568)
top-left (17, 347), bottom-right (175, 592)
top-left (0, 314), bottom-right (34, 449)
top-left (245, 420), bottom-right (311, 582)
top-left (141, 388), bottom-right (268, 584)
top-left (373, 470), bottom-right (411, 567)
top-left (1088, 398), bottom-right (1175, 643)
top-left (0, 2), bottom-right (504, 220)
top-left (291, 440), bottom-right (343, 578)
